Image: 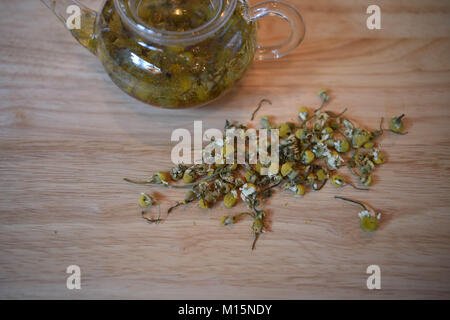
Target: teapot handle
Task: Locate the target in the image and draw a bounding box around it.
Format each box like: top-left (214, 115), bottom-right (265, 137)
top-left (40, 0), bottom-right (98, 55)
top-left (249, 1), bottom-right (305, 60)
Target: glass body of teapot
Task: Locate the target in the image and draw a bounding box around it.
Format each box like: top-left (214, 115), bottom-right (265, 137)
top-left (41, 0), bottom-right (305, 108)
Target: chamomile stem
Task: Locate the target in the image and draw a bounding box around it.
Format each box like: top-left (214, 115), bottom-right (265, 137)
top-left (234, 212), bottom-right (254, 221)
top-left (334, 196), bottom-right (368, 210)
top-left (315, 98), bottom-right (329, 112)
top-left (388, 129), bottom-right (408, 135)
top-left (124, 178), bottom-right (185, 188)
top-left (337, 108), bottom-right (348, 117)
top-left (327, 108), bottom-right (348, 118)
top-left (252, 233), bottom-right (260, 251)
top-left (251, 99), bottom-right (272, 121)
top-left (123, 178), bottom-right (152, 185)
top-left (347, 182), bottom-right (370, 191)
top-left (257, 179), bottom-right (283, 197)
top-left (168, 202), bottom-right (183, 214)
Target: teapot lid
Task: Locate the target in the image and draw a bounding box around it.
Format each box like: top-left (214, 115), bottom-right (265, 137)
top-left (114, 0), bottom-right (238, 46)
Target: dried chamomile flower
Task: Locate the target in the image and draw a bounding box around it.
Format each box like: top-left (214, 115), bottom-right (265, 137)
top-left (224, 190), bottom-right (238, 208)
top-left (184, 190), bottom-right (196, 203)
top-left (295, 128), bottom-right (305, 140)
top-left (325, 139), bottom-right (335, 148)
top-left (331, 174), bottom-right (345, 187)
top-left (298, 106), bottom-right (309, 122)
top-left (197, 181), bottom-right (210, 193)
top-left (267, 162), bottom-right (280, 177)
top-left (280, 162), bottom-right (294, 177)
top-left (307, 173), bottom-right (317, 185)
top-left (198, 198), bottom-right (209, 209)
top-left (220, 215), bottom-right (235, 226)
top-left (283, 180), bottom-right (296, 191)
top-left (206, 166), bottom-right (215, 177)
top-left (252, 217), bottom-right (264, 234)
top-left (363, 141), bottom-right (374, 149)
top-left (352, 129), bottom-right (372, 148)
top-left (312, 142), bottom-right (328, 158)
top-left (359, 174), bottom-right (373, 186)
top-left (234, 177), bottom-right (245, 188)
top-left (334, 139), bottom-right (349, 153)
top-left (183, 167), bottom-right (196, 183)
top-left (316, 169), bottom-right (328, 181)
top-left (327, 151), bottom-right (344, 169)
top-left (195, 164), bottom-right (209, 176)
top-left (157, 171), bottom-right (169, 182)
top-left (251, 216), bottom-right (265, 250)
top-left (240, 183), bottom-right (257, 201)
top-left (372, 149), bottom-right (385, 165)
top-left (331, 173), bottom-right (368, 190)
top-left (390, 114), bottom-right (406, 133)
top-left (322, 126), bottom-right (334, 139)
top-left (359, 210), bottom-right (381, 232)
top-left (301, 150), bottom-right (315, 164)
top-left (244, 169), bottom-right (256, 183)
top-left (170, 164), bottom-right (186, 181)
top-left (353, 151), bottom-right (366, 167)
top-left (335, 196), bottom-right (381, 232)
top-left (318, 88), bottom-right (330, 105)
top-left (139, 193), bottom-right (161, 223)
top-left (279, 123), bottom-right (291, 138)
top-left (313, 111), bottom-right (330, 130)
top-left (295, 184), bottom-right (305, 196)
top-left (139, 192), bottom-right (155, 208)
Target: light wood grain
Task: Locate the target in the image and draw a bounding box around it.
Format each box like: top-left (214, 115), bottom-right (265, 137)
top-left (0, 0), bottom-right (449, 299)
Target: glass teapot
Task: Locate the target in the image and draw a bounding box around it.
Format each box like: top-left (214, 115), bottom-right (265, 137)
top-left (42, 0), bottom-right (305, 108)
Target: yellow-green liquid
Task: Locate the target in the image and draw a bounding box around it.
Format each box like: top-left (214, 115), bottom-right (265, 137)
top-left (97, 0), bottom-right (257, 108)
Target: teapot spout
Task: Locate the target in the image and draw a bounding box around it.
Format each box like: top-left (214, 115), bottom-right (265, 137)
top-left (40, 0), bottom-right (98, 55)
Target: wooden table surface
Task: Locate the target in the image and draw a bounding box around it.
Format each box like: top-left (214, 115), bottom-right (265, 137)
top-left (1, 0), bottom-right (449, 299)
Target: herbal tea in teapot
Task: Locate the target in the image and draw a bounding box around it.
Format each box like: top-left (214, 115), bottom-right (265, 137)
top-left (42, 0), bottom-right (305, 108)
top-left (98, 0), bottom-right (256, 108)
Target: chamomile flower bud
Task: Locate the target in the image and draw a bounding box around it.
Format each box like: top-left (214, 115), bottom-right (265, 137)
top-left (334, 139), bottom-right (349, 153)
top-left (298, 107), bottom-right (309, 122)
top-left (390, 114), bottom-right (405, 133)
top-left (183, 168), bottom-right (196, 183)
top-left (316, 169), bottom-right (328, 181)
top-left (198, 198), bottom-right (209, 209)
top-left (301, 150), bottom-right (315, 164)
top-left (139, 192), bottom-right (154, 208)
top-left (220, 215), bottom-right (235, 226)
top-left (295, 184), bottom-right (305, 196)
top-left (372, 149), bottom-right (385, 165)
top-left (359, 210), bottom-right (381, 232)
top-left (223, 190), bottom-right (238, 208)
top-left (360, 174), bottom-right (373, 186)
top-left (279, 123), bottom-right (291, 138)
top-left (281, 162), bottom-right (294, 177)
top-left (331, 174), bottom-right (344, 187)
